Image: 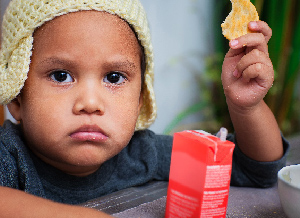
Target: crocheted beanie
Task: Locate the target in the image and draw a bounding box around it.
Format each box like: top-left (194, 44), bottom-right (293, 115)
top-left (0, 0), bottom-right (156, 130)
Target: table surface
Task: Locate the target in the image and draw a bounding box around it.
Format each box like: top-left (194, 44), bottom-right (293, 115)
top-left (81, 181), bottom-right (288, 218)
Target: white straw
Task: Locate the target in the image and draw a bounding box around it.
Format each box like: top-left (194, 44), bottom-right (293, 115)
top-left (217, 127), bottom-right (228, 141)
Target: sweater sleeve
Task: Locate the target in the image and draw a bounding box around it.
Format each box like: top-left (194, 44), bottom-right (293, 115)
top-left (228, 133), bottom-right (290, 188)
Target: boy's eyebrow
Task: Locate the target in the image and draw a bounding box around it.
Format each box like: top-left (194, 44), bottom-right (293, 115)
top-left (102, 60), bottom-right (139, 71)
top-left (38, 57), bottom-right (74, 67)
top-left (38, 57), bottom-right (139, 71)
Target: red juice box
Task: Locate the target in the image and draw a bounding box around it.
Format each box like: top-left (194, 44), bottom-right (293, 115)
top-left (165, 129), bottom-right (235, 218)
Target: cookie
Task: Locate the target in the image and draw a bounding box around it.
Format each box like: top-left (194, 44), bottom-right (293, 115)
top-left (221, 0), bottom-right (259, 40)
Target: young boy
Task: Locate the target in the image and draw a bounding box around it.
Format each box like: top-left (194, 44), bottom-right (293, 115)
top-left (0, 0), bottom-right (288, 217)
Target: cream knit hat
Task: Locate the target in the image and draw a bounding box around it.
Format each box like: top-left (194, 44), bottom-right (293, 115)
top-left (0, 0), bottom-right (156, 130)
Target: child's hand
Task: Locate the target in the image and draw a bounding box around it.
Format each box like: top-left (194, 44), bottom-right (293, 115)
top-left (222, 21), bottom-right (273, 110)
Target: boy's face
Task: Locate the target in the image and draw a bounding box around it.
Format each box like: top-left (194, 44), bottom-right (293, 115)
top-left (8, 11), bottom-right (143, 176)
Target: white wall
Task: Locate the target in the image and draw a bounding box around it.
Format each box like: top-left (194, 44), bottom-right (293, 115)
top-left (1, 0), bottom-right (214, 134)
top-left (141, 0), bottom-right (214, 133)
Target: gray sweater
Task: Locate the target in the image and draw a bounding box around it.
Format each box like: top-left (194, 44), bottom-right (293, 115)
top-left (0, 121), bottom-right (289, 204)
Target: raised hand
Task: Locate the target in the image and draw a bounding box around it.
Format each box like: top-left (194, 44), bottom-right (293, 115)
top-left (222, 21), bottom-right (273, 110)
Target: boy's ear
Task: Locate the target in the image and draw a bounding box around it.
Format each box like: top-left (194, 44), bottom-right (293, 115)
top-left (7, 97), bottom-right (22, 121)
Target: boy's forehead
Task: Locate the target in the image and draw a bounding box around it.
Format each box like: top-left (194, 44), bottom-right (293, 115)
top-left (32, 11), bottom-right (141, 55)
top-left (35, 11), bottom-right (128, 33)
top-left (30, 10), bottom-right (142, 71)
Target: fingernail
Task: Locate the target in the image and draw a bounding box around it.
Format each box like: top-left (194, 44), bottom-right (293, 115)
top-left (249, 21), bottom-right (258, 29)
top-left (233, 69), bottom-right (239, 77)
top-left (230, 39), bottom-right (239, 47)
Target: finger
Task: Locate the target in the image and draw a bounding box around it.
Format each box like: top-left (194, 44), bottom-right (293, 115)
top-left (225, 46), bottom-right (246, 59)
top-left (235, 49), bottom-right (272, 78)
top-left (229, 32), bottom-right (268, 54)
top-left (241, 63), bottom-right (274, 89)
top-left (242, 63), bottom-right (262, 82)
top-left (248, 21), bottom-right (272, 43)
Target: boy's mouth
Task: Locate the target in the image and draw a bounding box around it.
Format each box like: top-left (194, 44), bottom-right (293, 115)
top-left (70, 125), bottom-right (108, 142)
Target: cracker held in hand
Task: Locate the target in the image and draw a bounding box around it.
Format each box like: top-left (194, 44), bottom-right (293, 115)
top-left (221, 0), bottom-right (259, 40)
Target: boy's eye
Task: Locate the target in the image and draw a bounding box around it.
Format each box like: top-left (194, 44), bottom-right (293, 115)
top-left (104, 72), bottom-right (126, 84)
top-left (50, 70), bottom-right (73, 83)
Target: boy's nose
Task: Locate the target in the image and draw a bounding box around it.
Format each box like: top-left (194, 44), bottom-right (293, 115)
top-left (72, 83), bottom-right (104, 115)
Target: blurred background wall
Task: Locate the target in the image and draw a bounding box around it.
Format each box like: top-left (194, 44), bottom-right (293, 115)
top-left (140, 0), bottom-right (214, 133)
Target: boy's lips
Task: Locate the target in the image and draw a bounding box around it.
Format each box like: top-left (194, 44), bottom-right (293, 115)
top-left (70, 125), bottom-right (108, 142)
